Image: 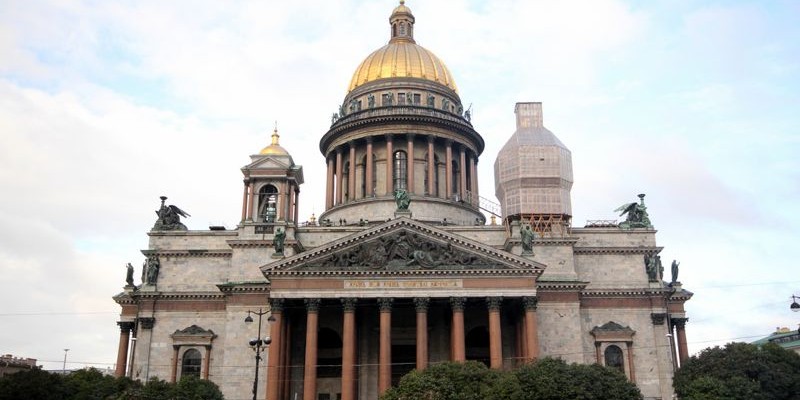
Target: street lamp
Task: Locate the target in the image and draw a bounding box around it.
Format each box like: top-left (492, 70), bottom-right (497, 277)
top-left (62, 349), bottom-right (69, 375)
top-left (791, 295), bottom-right (800, 312)
top-left (244, 308), bottom-right (275, 400)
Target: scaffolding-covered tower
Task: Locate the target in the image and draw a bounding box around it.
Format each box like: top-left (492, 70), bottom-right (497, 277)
top-left (494, 102), bottom-right (573, 235)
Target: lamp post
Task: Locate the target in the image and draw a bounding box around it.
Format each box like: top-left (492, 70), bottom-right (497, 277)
top-left (245, 308), bottom-right (275, 400)
top-left (62, 349), bottom-right (69, 375)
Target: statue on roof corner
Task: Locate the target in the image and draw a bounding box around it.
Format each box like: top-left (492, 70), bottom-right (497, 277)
top-left (273, 227), bottom-right (286, 256)
top-left (152, 196), bottom-right (190, 231)
top-left (394, 188), bottom-right (411, 210)
top-left (520, 224), bottom-right (535, 256)
top-left (615, 193), bottom-right (652, 229)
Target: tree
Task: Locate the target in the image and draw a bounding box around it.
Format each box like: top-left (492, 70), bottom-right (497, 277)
top-left (381, 361), bottom-right (505, 400)
top-left (0, 368), bottom-right (67, 400)
top-left (512, 358), bottom-right (642, 400)
top-left (380, 359), bottom-right (642, 400)
top-left (173, 376), bottom-right (224, 400)
top-left (674, 342), bottom-right (800, 400)
top-left (63, 368), bottom-right (138, 400)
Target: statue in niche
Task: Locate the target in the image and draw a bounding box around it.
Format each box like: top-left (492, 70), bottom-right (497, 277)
top-left (670, 260), bottom-right (680, 284)
top-left (520, 224), bottom-right (535, 255)
top-left (331, 112), bottom-right (338, 124)
top-left (125, 263), bottom-right (134, 286)
top-left (273, 227), bottom-right (286, 255)
top-left (406, 92), bottom-right (413, 105)
top-left (465, 109), bottom-right (471, 122)
top-left (144, 256), bottom-right (160, 285)
top-left (394, 188), bottom-right (410, 210)
top-left (152, 196), bottom-right (190, 231)
top-left (427, 93), bottom-right (435, 107)
top-left (615, 194), bottom-right (652, 229)
top-left (367, 94), bottom-right (375, 108)
top-left (457, 104), bottom-right (463, 115)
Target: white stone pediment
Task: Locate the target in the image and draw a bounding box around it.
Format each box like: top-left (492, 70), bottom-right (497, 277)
top-left (261, 217), bottom-right (545, 277)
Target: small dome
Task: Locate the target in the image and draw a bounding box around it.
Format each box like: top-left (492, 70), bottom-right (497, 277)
top-left (347, 1), bottom-right (458, 93)
top-left (259, 128), bottom-right (289, 156)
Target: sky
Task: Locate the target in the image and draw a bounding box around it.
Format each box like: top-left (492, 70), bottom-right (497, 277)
top-left (1, 0), bottom-right (798, 371)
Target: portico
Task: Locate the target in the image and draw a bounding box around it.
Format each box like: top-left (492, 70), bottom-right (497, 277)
top-left (261, 218), bottom-right (544, 400)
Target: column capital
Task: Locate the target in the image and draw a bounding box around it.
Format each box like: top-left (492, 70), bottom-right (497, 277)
top-left (117, 321), bottom-right (135, 332)
top-left (336, 147), bottom-right (343, 155)
top-left (407, 133), bottom-right (416, 141)
top-left (450, 297), bottom-right (467, 311)
top-left (385, 133), bottom-right (393, 140)
top-left (427, 134), bottom-right (436, 143)
top-left (650, 313), bottom-right (667, 325)
top-left (378, 297), bottom-right (394, 312)
top-left (413, 297), bottom-right (430, 312)
top-left (486, 296), bottom-right (503, 311)
top-left (270, 298), bottom-right (285, 313)
top-left (522, 296), bottom-right (538, 311)
top-left (365, 136), bottom-right (373, 144)
top-left (671, 317), bottom-right (689, 328)
top-left (305, 298), bottom-right (321, 312)
top-left (341, 298), bottom-right (358, 312)
top-left (138, 317), bottom-right (155, 330)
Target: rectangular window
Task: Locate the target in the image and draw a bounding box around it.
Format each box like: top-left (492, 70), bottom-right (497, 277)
top-left (398, 93), bottom-right (406, 105)
top-left (413, 93), bottom-right (421, 105)
top-left (382, 94), bottom-right (390, 106)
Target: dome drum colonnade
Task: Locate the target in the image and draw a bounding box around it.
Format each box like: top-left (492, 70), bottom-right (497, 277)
top-left (319, 1), bottom-right (484, 226)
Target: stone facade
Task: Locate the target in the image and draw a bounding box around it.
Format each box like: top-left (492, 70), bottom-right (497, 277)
top-left (113, 3), bottom-right (691, 400)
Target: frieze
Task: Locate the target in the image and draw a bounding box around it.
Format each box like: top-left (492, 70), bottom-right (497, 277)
top-left (344, 279), bottom-right (462, 290)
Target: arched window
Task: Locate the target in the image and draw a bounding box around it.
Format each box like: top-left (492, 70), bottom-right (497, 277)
top-left (451, 160), bottom-right (460, 198)
top-left (393, 150), bottom-right (407, 190)
top-left (258, 184), bottom-right (279, 222)
top-left (400, 22), bottom-right (406, 35)
top-left (181, 349), bottom-right (202, 378)
top-left (342, 161), bottom-right (350, 201)
top-left (604, 345), bottom-right (624, 373)
top-left (361, 154), bottom-right (377, 198)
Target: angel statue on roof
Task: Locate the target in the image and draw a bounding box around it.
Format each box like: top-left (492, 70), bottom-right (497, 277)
top-left (615, 193), bottom-right (652, 229)
top-left (152, 196), bottom-right (191, 231)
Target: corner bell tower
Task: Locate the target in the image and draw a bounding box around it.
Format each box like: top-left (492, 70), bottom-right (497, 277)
top-left (240, 128), bottom-right (304, 225)
top-left (494, 102), bottom-right (573, 234)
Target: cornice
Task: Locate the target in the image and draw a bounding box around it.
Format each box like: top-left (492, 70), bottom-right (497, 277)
top-left (573, 246), bottom-right (662, 255)
top-left (268, 268), bottom-right (538, 277)
top-left (141, 249), bottom-right (232, 258)
top-left (536, 281), bottom-right (588, 292)
top-left (581, 288), bottom-right (670, 298)
top-left (217, 282), bottom-right (270, 294)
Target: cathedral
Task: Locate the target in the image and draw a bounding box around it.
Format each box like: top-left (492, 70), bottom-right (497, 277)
top-left (113, 2), bottom-right (692, 400)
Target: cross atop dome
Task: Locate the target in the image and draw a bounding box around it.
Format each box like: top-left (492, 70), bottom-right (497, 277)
top-left (390, 0), bottom-right (415, 43)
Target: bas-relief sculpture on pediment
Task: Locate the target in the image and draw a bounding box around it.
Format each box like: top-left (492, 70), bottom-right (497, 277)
top-left (303, 229), bottom-right (493, 271)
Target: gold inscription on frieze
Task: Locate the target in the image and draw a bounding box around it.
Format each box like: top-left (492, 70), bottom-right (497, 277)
top-left (343, 279), bottom-right (462, 289)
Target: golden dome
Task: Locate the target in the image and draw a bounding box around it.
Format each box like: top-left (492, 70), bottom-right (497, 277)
top-left (259, 128), bottom-right (289, 156)
top-left (347, 1), bottom-right (458, 93)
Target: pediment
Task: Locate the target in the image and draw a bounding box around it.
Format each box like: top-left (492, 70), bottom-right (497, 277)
top-left (262, 217), bottom-right (545, 277)
top-left (243, 155), bottom-right (293, 171)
